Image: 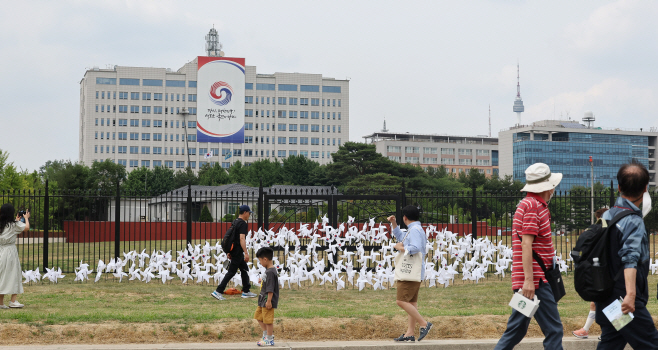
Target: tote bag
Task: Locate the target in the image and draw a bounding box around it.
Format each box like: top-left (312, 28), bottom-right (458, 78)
top-left (394, 229), bottom-right (423, 282)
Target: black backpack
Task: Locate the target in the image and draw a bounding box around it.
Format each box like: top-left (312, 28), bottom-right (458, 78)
top-left (571, 210), bottom-right (638, 302)
top-left (221, 219), bottom-right (241, 253)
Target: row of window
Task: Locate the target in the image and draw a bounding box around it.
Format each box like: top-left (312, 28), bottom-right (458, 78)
top-left (387, 156), bottom-right (493, 168)
top-left (245, 96), bottom-right (341, 107)
top-left (246, 110), bottom-right (341, 120)
top-left (386, 146), bottom-right (491, 156)
top-left (96, 77), bottom-right (196, 87)
top-left (96, 105), bottom-right (197, 115)
top-left (97, 141), bottom-right (340, 156)
top-left (246, 123), bottom-right (341, 133)
top-left (95, 118), bottom-right (196, 129)
top-left (246, 83), bottom-right (341, 94)
top-left (95, 132), bottom-right (201, 142)
top-left (96, 91), bottom-right (197, 102)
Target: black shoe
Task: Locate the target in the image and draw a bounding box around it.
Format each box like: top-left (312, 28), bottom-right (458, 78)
top-left (418, 322), bottom-right (433, 341)
top-left (394, 334), bottom-right (415, 342)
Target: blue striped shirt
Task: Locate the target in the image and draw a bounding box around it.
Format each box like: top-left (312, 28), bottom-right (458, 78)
top-left (392, 221), bottom-right (426, 280)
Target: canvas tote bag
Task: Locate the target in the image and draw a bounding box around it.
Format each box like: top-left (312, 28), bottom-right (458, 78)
top-left (394, 229), bottom-right (423, 282)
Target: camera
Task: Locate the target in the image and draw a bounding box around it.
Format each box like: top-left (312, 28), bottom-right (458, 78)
top-left (18, 210), bottom-right (27, 223)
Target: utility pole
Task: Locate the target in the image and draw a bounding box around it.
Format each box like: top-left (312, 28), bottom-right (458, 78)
top-left (179, 108), bottom-right (191, 168)
top-left (589, 156), bottom-right (594, 224)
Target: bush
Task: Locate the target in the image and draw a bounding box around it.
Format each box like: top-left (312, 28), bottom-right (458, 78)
top-left (199, 206), bottom-right (213, 222)
top-left (222, 213), bottom-right (235, 222)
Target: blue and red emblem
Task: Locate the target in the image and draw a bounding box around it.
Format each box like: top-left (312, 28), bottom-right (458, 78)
top-left (209, 81), bottom-right (233, 106)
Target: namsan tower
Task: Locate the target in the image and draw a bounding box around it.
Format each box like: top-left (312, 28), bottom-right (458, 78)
top-left (512, 63), bottom-right (524, 125)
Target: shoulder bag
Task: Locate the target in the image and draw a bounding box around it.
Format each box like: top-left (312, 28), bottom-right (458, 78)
top-left (394, 228), bottom-right (423, 282)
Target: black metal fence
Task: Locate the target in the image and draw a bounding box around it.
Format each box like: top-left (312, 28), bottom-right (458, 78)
top-left (3, 181), bottom-right (657, 274)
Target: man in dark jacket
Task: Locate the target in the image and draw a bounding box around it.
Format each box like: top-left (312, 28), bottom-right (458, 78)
top-left (596, 162), bottom-right (658, 349)
top-left (211, 205), bottom-right (257, 300)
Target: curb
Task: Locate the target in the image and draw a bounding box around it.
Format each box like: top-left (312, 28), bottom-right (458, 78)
top-left (0, 338), bottom-right (632, 350)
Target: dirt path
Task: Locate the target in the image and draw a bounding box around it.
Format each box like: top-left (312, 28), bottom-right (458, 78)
top-left (0, 316), bottom-right (626, 345)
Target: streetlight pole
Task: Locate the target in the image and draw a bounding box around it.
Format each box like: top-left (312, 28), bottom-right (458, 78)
top-left (179, 108), bottom-right (191, 168)
top-left (589, 156), bottom-right (594, 224)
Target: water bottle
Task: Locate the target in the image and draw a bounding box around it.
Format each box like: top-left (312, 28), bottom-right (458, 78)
top-left (592, 257), bottom-right (603, 289)
top-left (592, 257), bottom-right (600, 267)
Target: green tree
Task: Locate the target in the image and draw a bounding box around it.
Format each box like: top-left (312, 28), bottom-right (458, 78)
top-left (198, 163), bottom-right (230, 186)
top-left (345, 173), bottom-right (401, 190)
top-left (0, 149), bottom-right (29, 191)
top-left (241, 159), bottom-right (282, 187)
top-left (198, 205), bottom-right (213, 222)
top-left (149, 166), bottom-right (177, 195)
top-left (458, 168), bottom-right (487, 189)
top-left (172, 167), bottom-right (198, 189)
top-left (326, 142), bottom-right (396, 185)
top-left (122, 167), bottom-right (152, 194)
top-left (87, 159), bottom-right (126, 193)
top-left (228, 161), bottom-right (247, 184)
top-left (426, 165), bottom-right (450, 179)
top-left (281, 155), bottom-right (319, 186)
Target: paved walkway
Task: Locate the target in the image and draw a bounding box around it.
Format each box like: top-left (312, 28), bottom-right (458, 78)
top-left (0, 338), bottom-right (631, 350)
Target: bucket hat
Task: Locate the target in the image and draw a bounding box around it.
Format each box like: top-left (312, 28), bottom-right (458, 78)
top-left (520, 163), bottom-right (562, 193)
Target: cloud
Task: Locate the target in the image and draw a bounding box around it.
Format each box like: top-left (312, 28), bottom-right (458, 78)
top-left (565, 0), bottom-right (658, 53)
top-left (524, 78), bottom-right (658, 129)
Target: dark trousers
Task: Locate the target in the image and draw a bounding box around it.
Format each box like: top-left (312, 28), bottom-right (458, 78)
top-left (595, 303), bottom-right (658, 349)
top-left (215, 256), bottom-right (250, 294)
top-left (494, 280), bottom-right (564, 350)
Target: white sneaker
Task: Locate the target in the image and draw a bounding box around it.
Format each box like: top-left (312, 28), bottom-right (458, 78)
top-left (242, 292), bottom-right (257, 298)
top-left (0, 305), bottom-right (9, 309)
top-left (8, 301), bottom-right (24, 308)
top-left (210, 291), bottom-right (226, 301)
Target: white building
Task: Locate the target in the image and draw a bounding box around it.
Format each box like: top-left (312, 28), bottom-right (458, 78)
top-left (79, 51), bottom-right (349, 171)
top-left (363, 129), bottom-right (499, 177)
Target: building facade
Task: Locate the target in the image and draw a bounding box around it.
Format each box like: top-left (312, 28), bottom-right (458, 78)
top-left (498, 120), bottom-right (658, 191)
top-left (363, 131), bottom-right (499, 177)
top-left (79, 59), bottom-right (349, 171)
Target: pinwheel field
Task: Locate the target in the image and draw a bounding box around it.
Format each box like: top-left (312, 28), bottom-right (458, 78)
top-left (3, 219), bottom-right (658, 345)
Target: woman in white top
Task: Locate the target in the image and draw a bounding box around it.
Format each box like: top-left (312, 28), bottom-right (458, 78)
top-left (0, 203), bottom-right (29, 308)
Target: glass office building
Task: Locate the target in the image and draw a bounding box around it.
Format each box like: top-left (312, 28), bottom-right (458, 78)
top-left (499, 120), bottom-right (657, 191)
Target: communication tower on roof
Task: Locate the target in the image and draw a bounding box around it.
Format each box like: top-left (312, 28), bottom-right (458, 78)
top-left (382, 119), bottom-right (389, 132)
top-left (512, 63), bottom-right (524, 125)
top-left (205, 26), bottom-right (224, 57)
top-left (583, 111), bottom-right (595, 129)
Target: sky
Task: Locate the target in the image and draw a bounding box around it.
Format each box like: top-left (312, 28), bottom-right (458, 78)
top-left (2, 0), bottom-right (658, 172)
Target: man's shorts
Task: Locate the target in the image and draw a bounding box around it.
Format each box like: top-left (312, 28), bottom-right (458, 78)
top-left (396, 281), bottom-right (421, 303)
top-left (254, 306), bottom-right (275, 325)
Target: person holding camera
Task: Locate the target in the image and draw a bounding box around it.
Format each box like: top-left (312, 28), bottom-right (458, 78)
top-left (0, 204), bottom-right (30, 309)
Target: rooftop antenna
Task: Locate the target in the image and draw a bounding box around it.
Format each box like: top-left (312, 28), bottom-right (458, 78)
top-left (489, 104), bottom-right (491, 137)
top-left (382, 118), bottom-right (389, 132)
top-left (512, 62), bottom-right (524, 125)
top-left (205, 26), bottom-right (224, 57)
top-left (583, 111), bottom-right (595, 129)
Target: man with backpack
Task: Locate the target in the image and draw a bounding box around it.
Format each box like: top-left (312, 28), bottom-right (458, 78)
top-left (211, 205), bottom-right (257, 300)
top-left (594, 162), bottom-right (658, 349)
top-left (494, 163), bottom-right (564, 350)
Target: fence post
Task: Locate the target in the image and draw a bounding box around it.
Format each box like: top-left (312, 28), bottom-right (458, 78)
top-left (399, 181), bottom-right (406, 227)
top-left (258, 178), bottom-right (263, 230)
top-left (330, 185), bottom-right (337, 227)
top-left (186, 181), bottom-right (192, 246)
top-left (114, 179), bottom-right (120, 259)
top-left (43, 180), bottom-right (49, 270)
top-left (472, 183), bottom-right (477, 240)
top-left (610, 180), bottom-right (615, 208)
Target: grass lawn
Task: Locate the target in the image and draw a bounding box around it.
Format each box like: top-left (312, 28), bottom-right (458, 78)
top-left (1, 274), bottom-right (657, 344)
